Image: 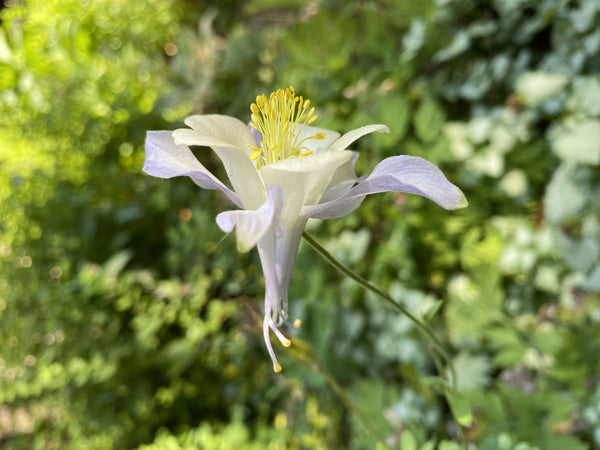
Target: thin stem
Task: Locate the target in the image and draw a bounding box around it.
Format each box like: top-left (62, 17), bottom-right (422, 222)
top-left (302, 231), bottom-right (457, 391)
top-left (429, 348), bottom-right (467, 449)
top-left (313, 355), bottom-right (390, 449)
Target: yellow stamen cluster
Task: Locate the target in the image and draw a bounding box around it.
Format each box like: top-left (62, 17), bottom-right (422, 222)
top-left (249, 86), bottom-right (325, 169)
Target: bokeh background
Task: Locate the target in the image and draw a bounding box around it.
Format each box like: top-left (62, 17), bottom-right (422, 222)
top-left (1, 0), bottom-right (600, 448)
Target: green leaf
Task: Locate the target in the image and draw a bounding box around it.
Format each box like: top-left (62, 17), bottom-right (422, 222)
top-left (420, 376), bottom-right (448, 391)
top-left (447, 394), bottom-right (473, 427)
top-left (445, 267), bottom-right (504, 345)
top-left (552, 119), bottom-right (600, 165)
top-left (349, 379), bottom-right (397, 448)
top-left (414, 97), bottom-right (445, 143)
top-left (102, 250), bottom-right (134, 280)
top-left (570, 77), bottom-right (600, 116)
top-left (583, 264), bottom-right (600, 291)
top-left (438, 440), bottom-right (463, 450)
top-left (400, 430), bottom-right (417, 450)
top-left (0, 62), bottom-right (18, 89)
top-left (420, 441), bottom-right (436, 450)
top-left (375, 93), bottom-right (410, 143)
top-left (451, 352), bottom-right (491, 391)
top-left (422, 300), bottom-right (443, 322)
top-left (555, 234), bottom-right (599, 273)
top-left (480, 432), bottom-right (514, 450)
top-left (543, 164), bottom-right (589, 225)
top-left (515, 71), bottom-right (568, 106)
top-left (486, 326), bottom-right (527, 366)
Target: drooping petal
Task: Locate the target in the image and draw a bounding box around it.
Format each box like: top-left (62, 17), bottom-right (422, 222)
top-left (328, 124), bottom-right (390, 152)
top-left (302, 155), bottom-right (468, 219)
top-left (273, 222), bottom-right (305, 319)
top-left (256, 228), bottom-right (287, 373)
top-left (216, 184), bottom-right (283, 253)
top-left (173, 114), bottom-right (257, 155)
top-left (211, 146), bottom-right (267, 210)
top-left (143, 131), bottom-right (241, 207)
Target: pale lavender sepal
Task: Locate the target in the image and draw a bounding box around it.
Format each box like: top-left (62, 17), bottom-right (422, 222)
top-left (216, 184), bottom-right (283, 252)
top-left (302, 155), bottom-right (468, 219)
top-left (144, 131), bottom-right (242, 208)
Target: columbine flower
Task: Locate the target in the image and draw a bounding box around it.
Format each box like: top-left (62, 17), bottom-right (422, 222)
top-left (144, 87), bottom-right (467, 372)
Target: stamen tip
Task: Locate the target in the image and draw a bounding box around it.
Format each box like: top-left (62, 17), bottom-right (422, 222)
top-left (293, 319), bottom-right (302, 328)
top-left (282, 338), bottom-right (291, 347)
top-left (274, 363), bottom-right (282, 373)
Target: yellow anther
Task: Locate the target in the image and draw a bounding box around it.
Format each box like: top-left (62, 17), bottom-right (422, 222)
top-left (247, 86), bottom-right (324, 168)
top-left (293, 319), bottom-right (302, 328)
top-left (281, 338), bottom-right (291, 348)
top-left (274, 363), bottom-right (282, 373)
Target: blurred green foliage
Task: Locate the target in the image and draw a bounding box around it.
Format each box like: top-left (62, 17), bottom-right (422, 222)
top-left (1, 0), bottom-right (599, 448)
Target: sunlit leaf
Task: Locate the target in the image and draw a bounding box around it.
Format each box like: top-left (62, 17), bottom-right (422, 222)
top-left (515, 72), bottom-right (568, 107)
top-left (552, 119), bottom-right (600, 165)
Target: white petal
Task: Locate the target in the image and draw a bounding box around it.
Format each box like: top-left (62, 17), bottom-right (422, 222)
top-left (328, 124), bottom-right (390, 152)
top-left (302, 155), bottom-right (468, 219)
top-left (212, 146), bottom-right (267, 210)
top-left (256, 229), bottom-right (284, 371)
top-left (143, 131), bottom-right (241, 207)
top-left (173, 114), bottom-right (256, 154)
top-left (319, 151), bottom-right (359, 203)
top-left (294, 125), bottom-right (340, 154)
top-left (274, 222), bottom-right (306, 309)
top-left (172, 116), bottom-right (267, 210)
top-left (260, 151), bottom-right (354, 227)
top-left (216, 184), bottom-right (283, 253)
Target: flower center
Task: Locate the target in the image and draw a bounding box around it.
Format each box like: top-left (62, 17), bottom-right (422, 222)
top-left (248, 86), bottom-right (325, 169)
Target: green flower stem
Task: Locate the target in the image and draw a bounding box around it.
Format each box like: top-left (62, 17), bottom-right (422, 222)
top-left (284, 337), bottom-right (391, 449)
top-left (301, 231), bottom-right (457, 391)
top-left (317, 357), bottom-right (391, 449)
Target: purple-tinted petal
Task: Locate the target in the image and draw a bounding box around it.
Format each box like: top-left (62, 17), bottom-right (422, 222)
top-left (172, 116), bottom-right (266, 210)
top-left (144, 131), bottom-right (241, 207)
top-left (248, 123), bottom-right (263, 147)
top-left (302, 155), bottom-right (468, 219)
top-left (216, 184), bottom-right (283, 252)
